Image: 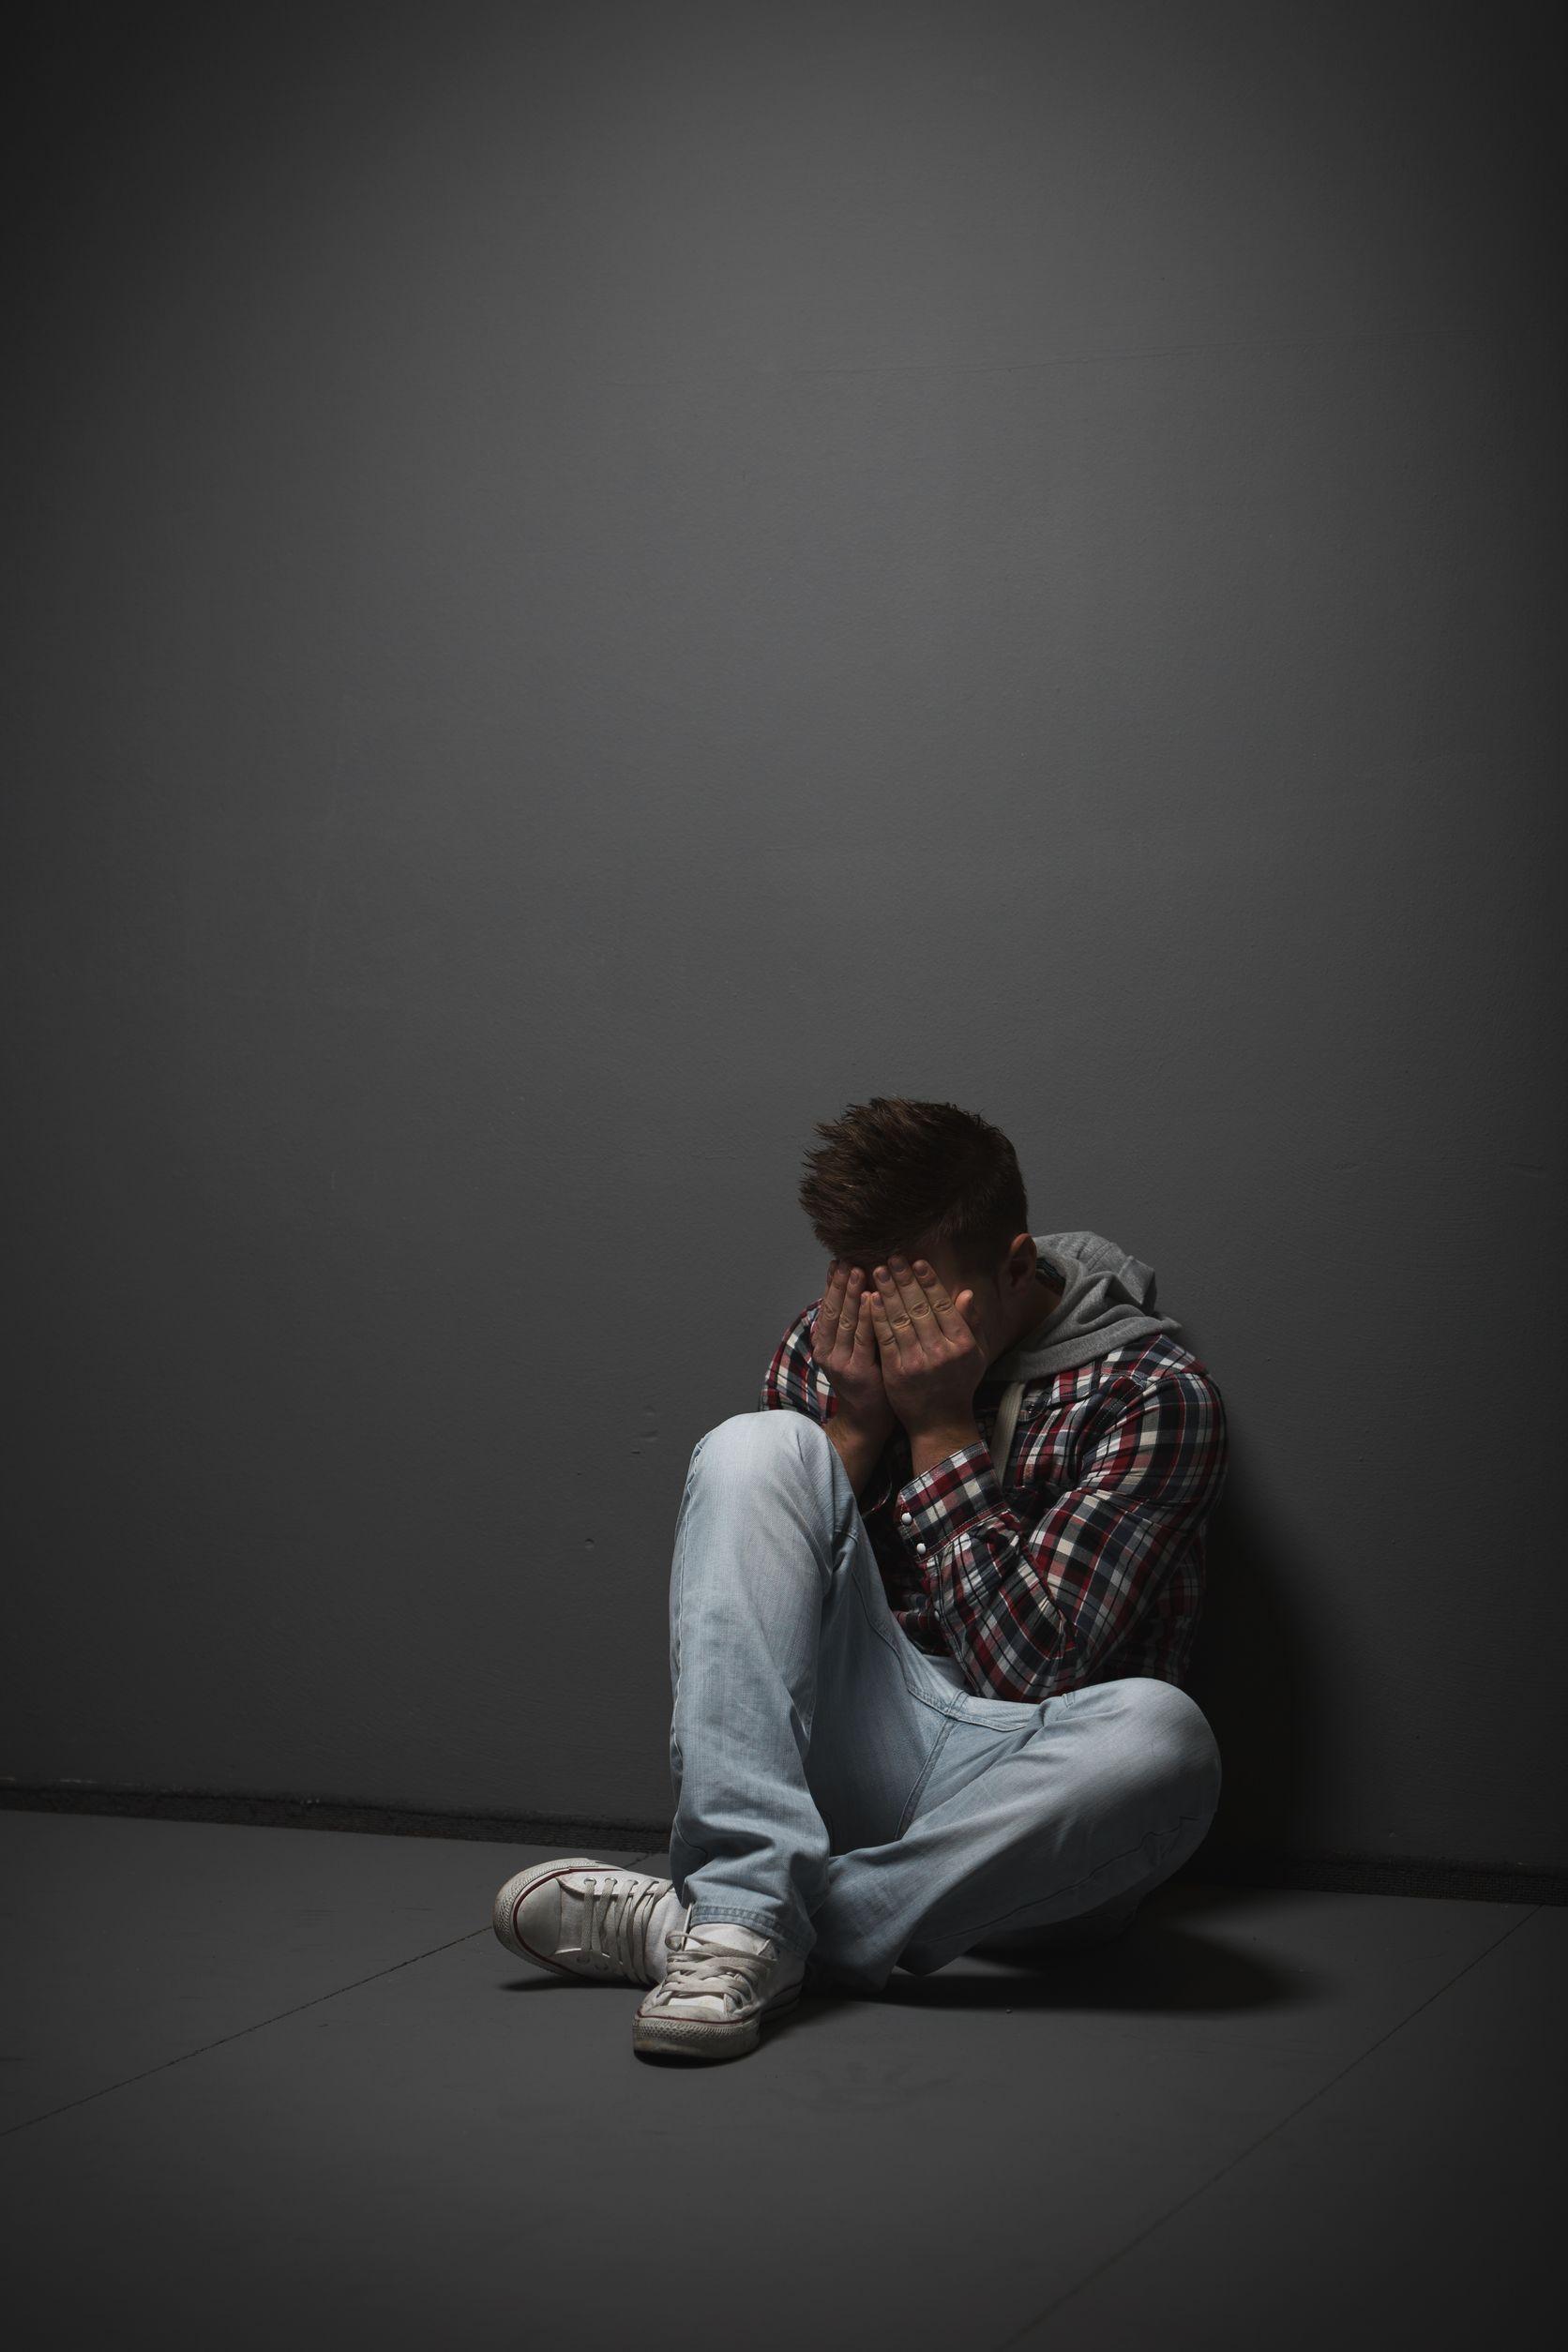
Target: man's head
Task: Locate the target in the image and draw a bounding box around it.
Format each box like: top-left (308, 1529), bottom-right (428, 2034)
top-left (797, 1094), bottom-right (1064, 1362)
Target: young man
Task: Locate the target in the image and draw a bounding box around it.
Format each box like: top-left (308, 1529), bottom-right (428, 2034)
top-left (494, 1097), bottom-right (1229, 2065)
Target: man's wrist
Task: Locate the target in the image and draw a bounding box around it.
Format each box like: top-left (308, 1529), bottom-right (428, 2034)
top-left (905, 1419), bottom-right (984, 1480)
top-left (826, 1395), bottom-right (897, 1440)
top-left (826, 1410), bottom-right (894, 1500)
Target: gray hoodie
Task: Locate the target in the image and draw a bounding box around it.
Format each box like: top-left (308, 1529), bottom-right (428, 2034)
top-left (978, 1229), bottom-right (1186, 1485)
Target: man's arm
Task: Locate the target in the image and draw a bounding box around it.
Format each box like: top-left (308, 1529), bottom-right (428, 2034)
top-left (761, 1302), bottom-right (897, 1507)
top-left (888, 1367), bottom-right (1229, 1700)
top-left (824, 1413), bottom-right (890, 1502)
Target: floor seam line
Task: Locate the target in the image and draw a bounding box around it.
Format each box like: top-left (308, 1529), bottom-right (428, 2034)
top-left (2, 1926), bottom-right (492, 2138)
top-left (988, 1902), bottom-right (1544, 2349)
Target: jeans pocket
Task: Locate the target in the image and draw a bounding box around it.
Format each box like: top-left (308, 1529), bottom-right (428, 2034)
top-left (895, 1711), bottom-right (957, 1838)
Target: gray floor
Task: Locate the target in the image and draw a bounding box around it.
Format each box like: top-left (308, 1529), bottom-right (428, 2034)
top-left (1, 1812), bottom-right (1558, 2350)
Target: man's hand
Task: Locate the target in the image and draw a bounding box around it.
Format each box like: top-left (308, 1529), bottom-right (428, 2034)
top-left (812, 1258), bottom-right (897, 1437)
top-left (867, 1253), bottom-right (992, 1435)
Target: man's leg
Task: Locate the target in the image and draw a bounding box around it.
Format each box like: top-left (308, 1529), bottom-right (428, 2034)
top-left (667, 1410), bottom-right (969, 1961)
top-left (965, 1879), bottom-right (1146, 1958)
top-left (807, 1675), bottom-right (1223, 1992)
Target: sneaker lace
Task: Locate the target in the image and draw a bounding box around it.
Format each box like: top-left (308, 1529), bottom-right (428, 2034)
top-left (574, 1872), bottom-right (663, 1974)
top-left (652, 1927), bottom-right (770, 2012)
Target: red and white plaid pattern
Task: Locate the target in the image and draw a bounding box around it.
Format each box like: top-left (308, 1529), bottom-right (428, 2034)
top-left (761, 1296), bottom-right (1229, 1702)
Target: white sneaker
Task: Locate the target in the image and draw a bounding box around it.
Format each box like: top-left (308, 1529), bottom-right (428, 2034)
top-left (633, 1921), bottom-right (807, 2063)
top-left (492, 1857), bottom-right (687, 1987)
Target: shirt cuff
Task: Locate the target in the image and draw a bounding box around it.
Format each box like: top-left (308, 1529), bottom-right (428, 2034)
top-left (892, 1440), bottom-right (1005, 1560)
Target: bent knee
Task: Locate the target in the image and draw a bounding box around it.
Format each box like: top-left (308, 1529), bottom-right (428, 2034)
top-left (1120, 1676), bottom-right (1222, 1805)
top-left (688, 1407), bottom-right (830, 1475)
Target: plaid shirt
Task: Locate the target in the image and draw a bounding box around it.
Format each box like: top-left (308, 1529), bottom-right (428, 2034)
top-left (761, 1297), bottom-right (1229, 1701)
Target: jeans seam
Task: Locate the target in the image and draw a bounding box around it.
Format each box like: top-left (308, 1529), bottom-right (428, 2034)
top-left (839, 1526), bottom-right (977, 1724)
top-left (896, 1713), bottom-right (957, 1837)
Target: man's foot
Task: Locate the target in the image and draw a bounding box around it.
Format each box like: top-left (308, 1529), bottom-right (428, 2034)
top-left (492, 1857), bottom-right (689, 1986)
top-left (633, 1921), bottom-right (807, 2062)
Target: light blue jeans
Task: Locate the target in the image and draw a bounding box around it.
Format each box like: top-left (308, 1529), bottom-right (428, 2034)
top-left (667, 1410), bottom-right (1223, 1994)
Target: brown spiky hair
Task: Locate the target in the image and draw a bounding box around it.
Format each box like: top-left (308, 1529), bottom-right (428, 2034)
top-left (797, 1096), bottom-right (1031, 1287)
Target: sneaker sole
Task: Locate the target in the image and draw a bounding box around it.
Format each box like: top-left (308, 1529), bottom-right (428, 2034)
top-left (492, 1856), bottom-right (657, 1982)
top-left (632, 1976), bottom-right (805, 2063)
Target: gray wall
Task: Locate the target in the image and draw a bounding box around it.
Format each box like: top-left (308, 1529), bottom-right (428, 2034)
top-left (4, 0), bottom-right (1563, 1878)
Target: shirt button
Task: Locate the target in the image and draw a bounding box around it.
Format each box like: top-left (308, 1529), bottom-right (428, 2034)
top-left (915, 1542), bottom-right (927, 1555)
top-left (900, 1511), bottom-right (912, 1524)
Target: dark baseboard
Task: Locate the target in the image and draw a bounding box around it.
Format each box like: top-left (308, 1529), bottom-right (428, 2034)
top-left (2, 1781), bottom-right (1562, 1907)
top-left (1187, 1842), bottom-right (1564, 1907)
top-left (0, 1783), bottom-right (668, 1856)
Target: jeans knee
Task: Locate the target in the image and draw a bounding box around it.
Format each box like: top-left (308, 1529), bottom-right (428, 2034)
top-left (1122, 1676), bottom-right (1222, 1816)
top-left (688, 1407), bottom-right (828, 1477)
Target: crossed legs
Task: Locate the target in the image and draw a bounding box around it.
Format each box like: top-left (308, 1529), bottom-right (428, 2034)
top-left (667, 1410), bottom-right (1221, 1994)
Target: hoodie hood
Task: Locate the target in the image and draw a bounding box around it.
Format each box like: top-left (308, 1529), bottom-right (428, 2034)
top-left (984, 1229), bottom-right (1183, 1385)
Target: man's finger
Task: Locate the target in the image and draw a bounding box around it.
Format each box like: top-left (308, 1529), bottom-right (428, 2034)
top-left (837, 1270), bottom-right (866, 1358)
top-left (868, 1269), bottom-right (915, 1364)
top-left (849, 1287), bottom-right (877, 1361)
top-left (883, 1257), bottom-right (936, 1354)
top-left (911, 1258), bottom-right (968, 1346)
top-left (816, 1258), bottom-right (850, 1356)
